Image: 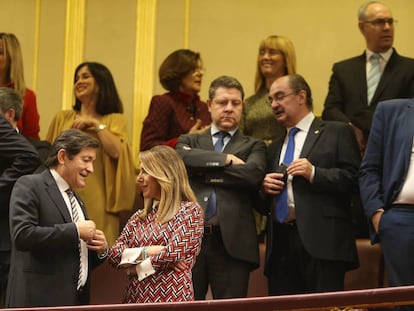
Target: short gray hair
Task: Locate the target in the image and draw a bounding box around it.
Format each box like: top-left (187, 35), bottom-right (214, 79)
top-left (0, 87), bottom-right (22, 121)
top-left (358, 1), bottom-right (386, 21)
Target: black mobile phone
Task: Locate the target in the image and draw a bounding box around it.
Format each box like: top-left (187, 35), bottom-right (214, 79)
top-left (275, 163), bottom-right (288, 181)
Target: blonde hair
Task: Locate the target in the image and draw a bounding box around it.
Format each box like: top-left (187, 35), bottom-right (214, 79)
top-left (0, 33), bottom-right (26, 97)
top-left (138, 145), bottom-right (197, 224)
top-left (254, 35), bottom-right (297, 94)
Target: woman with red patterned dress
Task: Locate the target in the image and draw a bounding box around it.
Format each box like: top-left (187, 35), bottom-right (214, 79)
top-left (108, 145), bottom-right (204, 303)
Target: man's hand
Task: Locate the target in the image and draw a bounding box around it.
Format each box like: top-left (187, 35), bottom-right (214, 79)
top-left (86, 229), bottom-right (108, 254)
top-left (262, 173), bottom-right (285, 196)
top-left (288, 158), bottom-right (314, 182)
top-left (371, 210), bottom-right (384, 233)
top-left (226, 154), bottom-right (245, 165)
top-left (76, 220), bottom-right (96, 243)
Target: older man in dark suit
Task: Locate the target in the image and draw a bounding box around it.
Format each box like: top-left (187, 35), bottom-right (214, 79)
top-left (323, 1), bottom-right (414, 154)
top-left (322, 1), bottom-right (414, 238)
top-left (176, 75), bottom-right (266, 299)
top-left (0, 88), bottom-right (40, 307)
top-left (6, 129), bottom-right (108, 307)
top-left (262, 74), bottom-right (360, 295)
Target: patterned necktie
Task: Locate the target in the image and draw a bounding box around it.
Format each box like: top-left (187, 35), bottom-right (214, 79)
top-left (66, 189), bottom-right (84, 289)
top-left (367, 53), bottom-right (381, 104)
top-left (205, 131), bottom-right (229, 220)
top-left (274, 127), bottom-right (299, 223)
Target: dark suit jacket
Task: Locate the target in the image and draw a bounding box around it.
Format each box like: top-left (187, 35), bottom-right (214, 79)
top-left (176, 129), bottom-right (266, 268)
top-left (264, 118), bottom-right (360, 275)
top-left (6, 170), bottom-right (104, 307)
top-left (322, 49), bottom-right (414, 137)
top-left (0, 116), bottom-right (40, 254)
top-left (360, 98), bottom-right (414, 243)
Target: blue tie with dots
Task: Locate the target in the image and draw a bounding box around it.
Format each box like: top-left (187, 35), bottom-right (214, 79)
top-left (275, 127), bottom-right (299, 223)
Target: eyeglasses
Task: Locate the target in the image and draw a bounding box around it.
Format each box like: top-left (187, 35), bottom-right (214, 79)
top-left (363, 18), bottom-right (397, 27)
top-left (267, 92), bottom-right (296, 105)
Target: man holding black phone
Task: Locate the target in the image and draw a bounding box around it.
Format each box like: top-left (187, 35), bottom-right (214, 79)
top-left (261, 74), bottom-right (360, 295)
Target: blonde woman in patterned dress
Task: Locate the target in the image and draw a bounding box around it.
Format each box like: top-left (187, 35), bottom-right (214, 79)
top-left (108, 145), bottom-right (204, 303)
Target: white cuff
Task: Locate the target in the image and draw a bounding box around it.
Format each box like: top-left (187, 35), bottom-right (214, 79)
top-left (136, 258), bottom-right (156, 281)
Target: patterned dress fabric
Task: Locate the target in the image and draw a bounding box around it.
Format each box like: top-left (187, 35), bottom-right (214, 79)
top-left (108, 201), bottom-right (204, 303)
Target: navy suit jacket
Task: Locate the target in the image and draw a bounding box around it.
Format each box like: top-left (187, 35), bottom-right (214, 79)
top-left (360, 98), bottom-right (414, 243)
top-left (176, 129), bottom-right (266, 268)
top-left (322, 49), bottom-right (414, 137)
top-left (6, 170), bottom-right (104, 307)
top-left (0, 116), bottom-right (40, 254)
top-left (264, 118), bottom-right (360, 275)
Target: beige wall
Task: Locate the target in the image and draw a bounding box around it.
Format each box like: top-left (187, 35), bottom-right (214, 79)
top-left (1, 0), bottom-right (413, 154)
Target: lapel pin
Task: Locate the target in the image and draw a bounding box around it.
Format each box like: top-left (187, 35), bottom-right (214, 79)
top-left (314, 130), bottom-right (319, 134)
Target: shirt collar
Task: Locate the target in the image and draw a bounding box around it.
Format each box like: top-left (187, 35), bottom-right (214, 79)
top-left (289, 112), bottom-right (315, 134)
top-left (366, 48), bottom-right (393, 63)
top-left (210, 123), bottom-right (238, 137)
top-left (50, 169), bottom-right (71, 192)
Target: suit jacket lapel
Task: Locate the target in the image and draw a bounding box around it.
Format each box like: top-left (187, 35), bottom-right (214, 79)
top-left (223, 129), bottom-right (246, 152)
top-left (373, 48), bottom-right (399, 103)
top-left (355, 53), bottom-right (369, 106)
top-left (199, 130), bottom-right (214, 150)
top-left (300, 118), bottom-right (325, 158)
top-left (43, 170), bottom-right (72, 222)
top-left (402, 101), bottom-right (414, 170)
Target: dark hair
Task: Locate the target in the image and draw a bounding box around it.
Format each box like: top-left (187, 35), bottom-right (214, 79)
top-left (287, 74), bottom-right (313, 109)
top-left (208, 75), bottom-right (245, 100)
top-left (0, 87), bottom-right (22, 121)
top-left (45, 129), bottom-right (100, 168)
top-left (159, 49), bottom-right (201, 92)
top-left (73, 62), bottom-right (123, 114)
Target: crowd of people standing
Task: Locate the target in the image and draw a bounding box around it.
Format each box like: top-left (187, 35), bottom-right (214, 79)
top-left (1, 1), bottom-right (414, 310)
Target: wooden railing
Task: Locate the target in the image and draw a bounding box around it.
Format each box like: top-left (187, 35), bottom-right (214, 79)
top-left (3, 285), bottom-right (414, 311)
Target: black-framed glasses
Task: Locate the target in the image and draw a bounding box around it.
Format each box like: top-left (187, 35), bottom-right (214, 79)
top-left (363, 18), bottom-right (397, 27)
top-left (267, 92), bottom-right (296, 105)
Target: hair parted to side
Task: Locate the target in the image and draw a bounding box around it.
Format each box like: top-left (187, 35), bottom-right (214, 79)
top-left (287, 74), bottom-right (313, 109)
top-left (254, 35), bottom-right (297, 94)
top-left (0, 33), bottom-right (26, 97)
top-left (73, 62), bottom-right (124, 115)
top-left (0, 87), bottom-right (22, 120)
top-left (45, 129), bottom-right (100, 168)
top-left (208, 75), bottom-right (245, 100)
top-left (138, 145), bottom-right (197, 224)
top-left (158, 49), bottom-right (202, 92)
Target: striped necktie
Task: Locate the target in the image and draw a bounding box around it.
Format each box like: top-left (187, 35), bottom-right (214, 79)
top-left (367, 53), bottom-right (381, 104)
top-left (66, 189), bottom-right (84, 290)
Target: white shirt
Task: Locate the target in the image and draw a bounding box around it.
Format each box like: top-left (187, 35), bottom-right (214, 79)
top-left (279, 112), bottom-right (315, 221)
top-left (394, 137), bottom-right (414, 204)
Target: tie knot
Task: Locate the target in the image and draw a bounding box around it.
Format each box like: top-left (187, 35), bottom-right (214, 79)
top-left (215, 131), bottom-right (229, 139)
top-left (371, 53), bottom-right (381, 63)
top-left (288, 127), bottom-right (299, 138)
top-left (65, 188), bottom-right (74, 197)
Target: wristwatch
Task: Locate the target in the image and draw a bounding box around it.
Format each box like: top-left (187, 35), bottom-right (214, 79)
top-left (96, 124), bottom-right (107, 132)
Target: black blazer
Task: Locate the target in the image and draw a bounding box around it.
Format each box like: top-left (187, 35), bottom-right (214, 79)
top-left (264, 118), bottom-right (360, 275)
top-left (176, 129), bottom-right (266, 268)
top-left (6, 170), bottom-right (104, 307)
top-left (322, 49), bottom-right (414, 137)
top-left (0, 116), bottom-right (40, 254)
